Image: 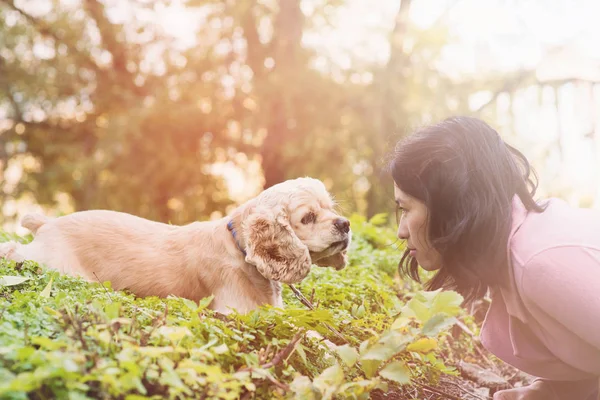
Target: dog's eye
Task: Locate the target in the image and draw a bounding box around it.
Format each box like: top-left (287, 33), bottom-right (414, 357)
top-left (301, 212), bottom-right (316, 224)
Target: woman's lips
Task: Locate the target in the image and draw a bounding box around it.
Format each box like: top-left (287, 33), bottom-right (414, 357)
top-left (409, 249), bottom-right (416, 257)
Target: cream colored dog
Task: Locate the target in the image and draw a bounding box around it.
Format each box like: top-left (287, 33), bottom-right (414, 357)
top-left (0, 177), bottom-right (350, 314)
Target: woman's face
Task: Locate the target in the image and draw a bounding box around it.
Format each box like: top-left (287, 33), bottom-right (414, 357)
top-left (394, 184), bottom-right (442, 271)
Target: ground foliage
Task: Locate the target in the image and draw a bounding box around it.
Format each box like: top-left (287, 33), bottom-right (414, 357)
top-left (0, 215), bottom-right (476, 399)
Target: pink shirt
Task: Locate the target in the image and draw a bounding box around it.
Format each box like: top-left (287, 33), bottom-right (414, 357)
top-left (480, 196), bottom-right (600, 383)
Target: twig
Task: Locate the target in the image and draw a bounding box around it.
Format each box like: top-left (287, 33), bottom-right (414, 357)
top-left (240, 331), bottom-right (303, 372)
top-left (455, 318), bottom-right (502, 375)
top-left (506, 369), bottom-right (522, 384)
top-left (261, 331), bottom-right (303, 369)
top-left (287, 284), bottom-right (348, 344)
top-left (416, 382), bottom-right (462, 400)
top-left (92, 272), bottom-right (113, 302)
top-left (440, 378), bottom-right (488, 400)
top-left (238, 333), bottom-right (303, 394)
top-left (288, 284), bottom-right (314, 310)
top-left (262, 374), bottom-right (289, 391)
top-left (454, 318), bottom-right (475, 337)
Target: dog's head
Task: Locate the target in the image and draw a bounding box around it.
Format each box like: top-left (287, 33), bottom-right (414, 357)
top-left (236, 177), bottom-right (351, 284)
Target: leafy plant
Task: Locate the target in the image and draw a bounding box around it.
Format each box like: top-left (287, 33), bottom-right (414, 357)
top-left (0, 215), bottom-right (463, 399)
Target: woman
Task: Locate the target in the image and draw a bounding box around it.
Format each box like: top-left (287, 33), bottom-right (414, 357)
top-left (388, 116), bottom-right (600, 400)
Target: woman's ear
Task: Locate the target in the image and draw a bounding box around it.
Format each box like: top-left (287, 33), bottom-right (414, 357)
top-left (242, 207), bottom-right (311, 283)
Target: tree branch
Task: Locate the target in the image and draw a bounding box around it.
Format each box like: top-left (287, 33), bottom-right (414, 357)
top-left (1, 0), bottom-right (102, 73)
top-left (83, 0), bottom-right (128, 73)
top-left (0, 58), bottom-right (23, 121)
top-left (472, 69), bottom-right (537, 115)
top-left (240, 1), bottom-right (266, 79)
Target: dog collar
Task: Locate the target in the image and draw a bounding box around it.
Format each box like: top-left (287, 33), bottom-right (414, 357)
top-left (227, 219), bottom-right (247, 256)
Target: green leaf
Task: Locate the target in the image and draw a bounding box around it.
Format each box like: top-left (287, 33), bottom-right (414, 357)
top-left (156, 326), bottom-right (192, 343)
top-left (313, 364), bottom-right (344, 395)
top-left (402, 289), bottom-right (463, 325)
top-left (390, 315), bottom-right (411, 331)
top-left (421, 314), bottom-right (458, 337)
top-left (406, 337), bottom-right (437, 353)
top-left (0, 276), bottom-right (30, 286)
top-left (404, 296), bottom-right (431, 323)
top-left (211, 343), bottom-right (229, 355)
top-left (104, 302), bottom-right (121, 320)
top-left (335, 344), bottom-right (359, 367)
top-left (361, 359), bottom-right (382, 379)
top-left (290, 375), bottom-right (319, 400)
top-left (295, 344), bottom-right (309, 367)
top-left (31, 337), bottom-right (65, 351)
top-left (198, 295), bottom-right (214, 311)
top-left (43, 306), bottom-right (62, 318)
top-left (360, 344), bottom-right (395, 361)
top-left (39, 277), bottom-right (53, 298)
top-left (368, 213), bottom-right (388, 226)
top-left (431, 290), bottom-right (464, 316)
top-left (379, 361), bottom-right (411, 385)
top-left (414, 288), bottom-right (443, 302)
top-left (180, 297), bottom-right (199, 311)
top-left (361, 331), bottom-right (409, 362)
top-left (359, 339), bottom-right (370, 354)
top-left (356, 304), bottom-right (366, 318)
top-left (136, 346), bottom-right (175, 358)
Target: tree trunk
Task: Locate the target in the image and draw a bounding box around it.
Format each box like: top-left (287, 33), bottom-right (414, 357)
top-left (253, 0), bottom-right (304, 189)
top-left (365, 0), bottom-right (412, 218)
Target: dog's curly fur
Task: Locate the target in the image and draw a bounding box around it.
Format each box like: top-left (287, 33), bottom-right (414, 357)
top-left (0, 177), bottom-right (351, 314)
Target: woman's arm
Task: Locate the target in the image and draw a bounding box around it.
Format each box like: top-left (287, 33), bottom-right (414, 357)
top-left (535, 378), bottom-right (599, 399)
top-left (522, 247), bottom-right (600, 362)
top-left (513, 246), bottom-right (600, 399)
top-left (493, 378), bottom-right (598, 400)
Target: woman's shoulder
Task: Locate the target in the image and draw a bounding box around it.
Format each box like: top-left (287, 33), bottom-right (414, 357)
top-left (509, 197), bottom-right (600, 266)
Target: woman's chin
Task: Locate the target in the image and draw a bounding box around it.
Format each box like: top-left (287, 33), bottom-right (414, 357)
top-left (418, 260), bottom-right (441, 272)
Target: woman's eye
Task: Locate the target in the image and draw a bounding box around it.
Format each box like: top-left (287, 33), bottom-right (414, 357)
top-left (301, 213), bottom-right (316, 224)
top-left (395, 207), bottom-right (406, 224)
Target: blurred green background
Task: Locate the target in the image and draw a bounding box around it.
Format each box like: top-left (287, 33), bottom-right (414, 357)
top-left (2, 0), bottom-right (600, 231)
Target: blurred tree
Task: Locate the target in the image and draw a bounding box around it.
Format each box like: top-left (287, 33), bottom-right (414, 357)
top-left (200, 0), bottom-right (469, 216)
top-left (220, 0), bottom-right (352, 190)
top-left (344, 1), bottom-right (474, 217)
top-left (0, 0), bottom-right (480, 224)
top-left (0, 0), bottom-right (250, 223)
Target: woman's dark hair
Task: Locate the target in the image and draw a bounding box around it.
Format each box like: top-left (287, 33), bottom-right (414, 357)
top-left (389, 116), bottom-right (545, 304)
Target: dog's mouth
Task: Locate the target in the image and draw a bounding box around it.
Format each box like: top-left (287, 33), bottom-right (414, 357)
top-left (328, 238), bottom-right (349, 251)
top-left (309, 237), bottom-right (349, 261)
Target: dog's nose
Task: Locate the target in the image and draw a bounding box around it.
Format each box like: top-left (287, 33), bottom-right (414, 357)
top-left (334, 218), bottom-right (350, 234)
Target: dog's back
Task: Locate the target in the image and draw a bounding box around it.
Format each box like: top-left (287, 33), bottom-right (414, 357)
top-left (3, 211), bottom-right (180, 280)
top-left (1, 210), bottom-right (221, 302)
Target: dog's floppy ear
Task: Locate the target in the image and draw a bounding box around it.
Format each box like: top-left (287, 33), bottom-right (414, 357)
top-left (243, 207), bottom-right (311, 284)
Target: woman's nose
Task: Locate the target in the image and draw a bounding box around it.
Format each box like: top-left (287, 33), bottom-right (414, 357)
top-left (397, 219), bottom-right (408, 240)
